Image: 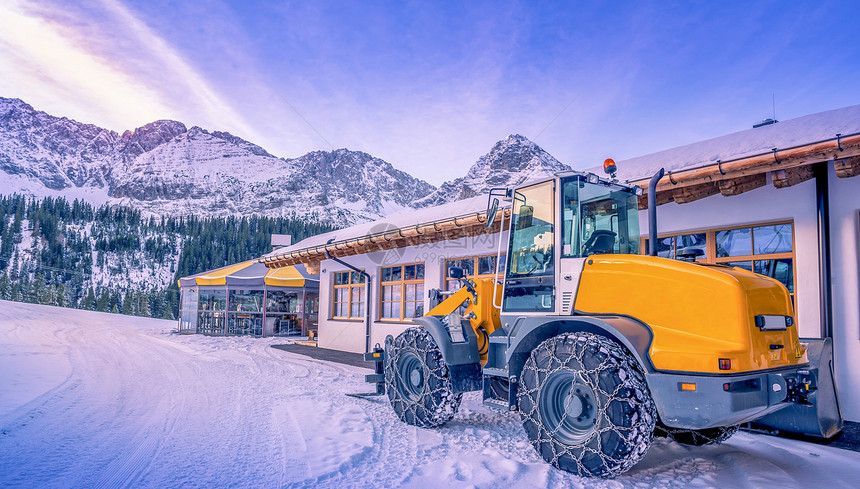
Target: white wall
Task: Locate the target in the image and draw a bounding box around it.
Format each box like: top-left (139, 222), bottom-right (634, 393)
top-left (827, 167), bottom-right (860, 422)
top-left (317, 233), bottom-right (500, 353)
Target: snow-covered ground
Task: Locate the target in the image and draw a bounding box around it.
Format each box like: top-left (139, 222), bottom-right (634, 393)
top-left (1, 300), bottom-right (859, 489)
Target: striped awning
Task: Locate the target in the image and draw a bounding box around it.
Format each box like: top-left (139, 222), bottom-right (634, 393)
top-left (264, 265), bottom-right (307, 287)
top-left (177, 262), bottom-right (317, 288)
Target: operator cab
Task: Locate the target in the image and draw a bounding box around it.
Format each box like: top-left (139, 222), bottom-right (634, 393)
top-left (488, 172), bottom-right (642, 314)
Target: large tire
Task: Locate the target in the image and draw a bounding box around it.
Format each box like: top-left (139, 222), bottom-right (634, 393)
top-left (655, 424), bottom-right (739, 446)
top-left (518, 332), bottom-right (656, 478)
top-left (385, 327), bottom-right (462, 428)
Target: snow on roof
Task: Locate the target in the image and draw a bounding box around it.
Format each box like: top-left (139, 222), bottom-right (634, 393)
top-left (263, 194), bottom-right (492, 259)
top-left (590, 104), bottom-right (860, 182)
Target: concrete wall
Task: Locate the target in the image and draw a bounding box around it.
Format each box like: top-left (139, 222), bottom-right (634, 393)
top-left (317, 233), bottom-right (500, 353)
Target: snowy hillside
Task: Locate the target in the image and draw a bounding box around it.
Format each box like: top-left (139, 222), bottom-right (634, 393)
top-left (2, 301), bottom-right (859, 488)
top-left (0, 194), bottom-right (330, 320)
top-left (0, 97), bottom-right (434, 226)
top-left (415, 134), bottom-right (572, 207)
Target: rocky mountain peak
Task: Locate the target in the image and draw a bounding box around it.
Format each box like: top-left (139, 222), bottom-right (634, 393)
top-left (413, 134), bottom-right (571, 207)
top-left (0, 97), bottom-right (33, 116)
top-left (119, 120), bottom-right (187, 160)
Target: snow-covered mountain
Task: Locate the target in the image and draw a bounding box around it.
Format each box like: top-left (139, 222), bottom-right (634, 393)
top-left (1, 97), bottom-right (569, 226)
top-left (414, 134), bottom-right (572, 207)
top-left (0, 97), bottom-right (434, 225)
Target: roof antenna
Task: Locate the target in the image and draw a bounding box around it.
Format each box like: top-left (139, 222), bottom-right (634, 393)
top-left (772, 93), bottom-right (776, 122)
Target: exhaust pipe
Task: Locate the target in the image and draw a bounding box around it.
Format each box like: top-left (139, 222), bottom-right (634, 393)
top-left (648, 168), bottom-right (665, 256)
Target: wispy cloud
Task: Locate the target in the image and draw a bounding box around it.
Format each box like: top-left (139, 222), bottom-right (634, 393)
top-left (0, 0), bottom-right (266, 145)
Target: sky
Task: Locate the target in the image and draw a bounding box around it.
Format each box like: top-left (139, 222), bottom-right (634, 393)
top-left (1, 0), bottom-right (859, 186)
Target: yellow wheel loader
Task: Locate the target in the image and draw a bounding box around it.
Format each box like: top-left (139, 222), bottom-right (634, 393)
top-left (367, 167), bottom-right (842, 478)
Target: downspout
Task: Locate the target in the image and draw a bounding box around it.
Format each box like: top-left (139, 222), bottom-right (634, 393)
top-left (815, 162), bottom-right (834, 339)
top-left (648, 168), bottom-right (666, 256)
top-left (325, 238), bottom-right (373, 353)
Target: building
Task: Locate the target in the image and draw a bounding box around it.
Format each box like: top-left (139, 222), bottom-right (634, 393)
top-left (261, 104), bottom-right (860, 421)
top-left (177, 260), bottom-right (320, 337)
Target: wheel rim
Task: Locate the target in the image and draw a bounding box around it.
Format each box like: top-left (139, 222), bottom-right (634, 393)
top-left (539, 371), bottom-right (598, 445)
top-left (396, 351), bottom-right (424, 402)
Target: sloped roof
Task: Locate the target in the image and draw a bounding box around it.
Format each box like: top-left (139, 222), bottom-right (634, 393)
top-left (588, 104), bottom-right (860, 183)
top-left (263, 194), bottom-right (490, 259)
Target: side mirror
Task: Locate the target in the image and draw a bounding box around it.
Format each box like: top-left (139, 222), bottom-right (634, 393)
top-left (448, 266), bottom-right (465, 279)
top-left (486, 198), bottom-right (499, 228)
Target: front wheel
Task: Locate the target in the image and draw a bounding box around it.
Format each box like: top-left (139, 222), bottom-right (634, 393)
top-left (517, 332), bottom-right (656, 478)
top-left (385, 327), bottom-right (461, 428)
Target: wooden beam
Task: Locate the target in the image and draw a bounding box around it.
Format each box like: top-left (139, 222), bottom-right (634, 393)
top-left (772, 165), bottom-right (815, 189)
top-left (637, 190), bottom-right (675, 210)
top-left (835, 155), bottom-right (860, 178)
top-left (304, 261), bottom-right (320, 275)
top-left (672, 182), bottom-right (719, 204)
top-left (261, 209), bottom-right (511, 270)
top-left (718, 173), bottom-right (767, 196)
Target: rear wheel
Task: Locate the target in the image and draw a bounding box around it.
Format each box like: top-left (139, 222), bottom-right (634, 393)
top-left (385, 327), bottom-right (461, 428)
top-left (655, 424), bottom-right (739, 446)
top-left (518, 332), bottom-right (656, 478)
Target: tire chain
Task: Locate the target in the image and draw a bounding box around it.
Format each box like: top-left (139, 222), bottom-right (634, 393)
top-left (385, 327), bottom-right (462, 428)
top-left (518, 332), bottom-right (656, 478)
top-left (655, 424), bottom-right (739, 446)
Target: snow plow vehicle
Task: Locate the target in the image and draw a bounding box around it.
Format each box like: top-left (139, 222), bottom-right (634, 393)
top-left (365, 166), bottom-right (843, 478)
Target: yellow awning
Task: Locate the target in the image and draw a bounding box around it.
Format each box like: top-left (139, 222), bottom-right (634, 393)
top-left (264, 265), bottom-right (305, 287)
top-left (194, 261), bottom-right (255, 286)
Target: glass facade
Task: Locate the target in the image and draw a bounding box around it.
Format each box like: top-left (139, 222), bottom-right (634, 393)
top-left (178, 285), bottom-right (317, 337)
top-left (179, 288), bottom-right (199, 333)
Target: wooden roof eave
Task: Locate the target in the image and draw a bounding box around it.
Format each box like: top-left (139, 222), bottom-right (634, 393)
top-left (631, 135), bottom-right (860, 207)
top-left (260, 208), bottom-right (510, 269)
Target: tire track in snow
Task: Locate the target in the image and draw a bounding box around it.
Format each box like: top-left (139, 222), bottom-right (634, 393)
top-left (92, 335), bottom-right (189, 488)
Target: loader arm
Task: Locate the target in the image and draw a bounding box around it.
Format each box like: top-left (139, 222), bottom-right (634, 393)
top-left (425, 278), bottom-right (503, 363)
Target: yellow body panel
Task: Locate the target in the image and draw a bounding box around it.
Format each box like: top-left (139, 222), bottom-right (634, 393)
top-left (426, 278), bottom-right (503, 362)
top-left (574, 255), bottom-right (807, 374)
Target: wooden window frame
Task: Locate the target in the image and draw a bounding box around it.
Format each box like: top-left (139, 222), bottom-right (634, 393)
top-left (444, 253), bottom-right (507, 291)
top-left (640, 220), bottom-right (796, 303)
top-left (331, 270), bottom-right (366, 320)
top-left (379, 263), bottom-right (425, 322)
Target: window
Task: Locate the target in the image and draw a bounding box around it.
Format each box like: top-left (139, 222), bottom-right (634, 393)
top-left (332, 270), bottom-right (366, 319)
top-left (445, 254), bottom-right (506, 291)
top-left (380, 263), bottom-right (425, 321)
top-left (506, 180), bottom-right (556, 312)
top-left (179, 287), bottom-right (199, 333)
top-left (266, 290), bottom-right (302, 336)
top-left (643, 221), bottom-right (796, 304)
top-left (198, 288), bottom-right (226, 335)
top-left (227, 289), bottom-right (264, 335)
top-left (561, 176), bottom-right (640, 257)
